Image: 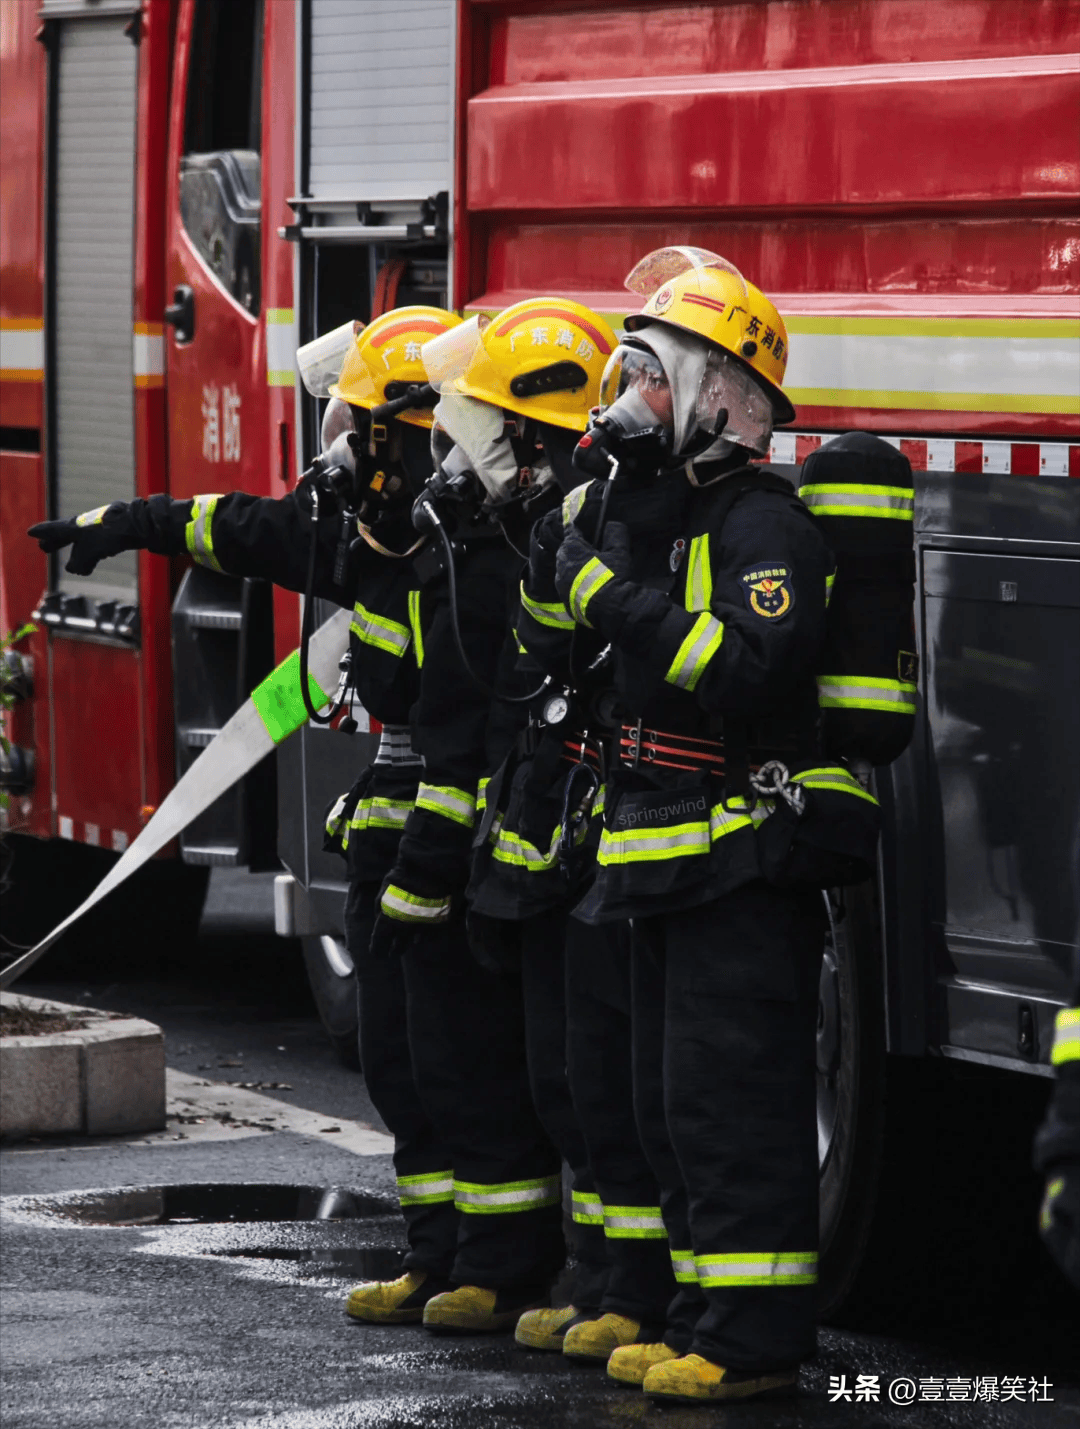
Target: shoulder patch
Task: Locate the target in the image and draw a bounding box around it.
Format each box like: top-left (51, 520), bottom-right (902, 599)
top-left (740, 562), bottom-right (794, 620)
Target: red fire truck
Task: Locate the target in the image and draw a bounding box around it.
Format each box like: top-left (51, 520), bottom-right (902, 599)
top-left (1, 0), bottom-right (1078, 1309)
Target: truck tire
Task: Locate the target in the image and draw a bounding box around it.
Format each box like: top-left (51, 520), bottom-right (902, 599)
top-left (301, 934), bottom-right (361, 1070)
top-left (816, 882), bottom-right (887, 1318)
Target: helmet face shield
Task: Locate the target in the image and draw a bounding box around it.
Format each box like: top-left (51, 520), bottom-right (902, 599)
top-left (297, 321), bottom-right (362, 398)
top-left (599, 344), bottom-right (673, 430)
top-left (422, 313), bottom-right (489, 394)
top-left (696, 348), bottom-right (774, 456)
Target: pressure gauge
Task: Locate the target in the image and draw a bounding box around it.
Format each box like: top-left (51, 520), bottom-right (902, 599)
top-left (543, 693), bottom-right (570, 727)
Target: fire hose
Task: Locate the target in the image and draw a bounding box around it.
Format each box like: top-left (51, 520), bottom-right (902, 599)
top-left (0, 607), bottom-right (352, 990)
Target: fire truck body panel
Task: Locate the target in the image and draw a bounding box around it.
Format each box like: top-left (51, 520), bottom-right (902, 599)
top-left (1, 0), bottom-right (1078, 1083)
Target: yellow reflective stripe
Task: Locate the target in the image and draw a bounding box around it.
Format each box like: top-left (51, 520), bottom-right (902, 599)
top-left (324, 792), bottom-right (349, 842)
top-left (597, 797), bottom-right (768, 866)
top-left (603, 1205), bottom-right (667, 1240)
top-left (825, 570), bottom-right (836, 607)
top-left (454, 1175), bottom-right (561, 1214)
top-left (665, 611), bottom-right (724, 692)
top-left (520, 580), bottom-right (575, 629)
top-left (685, 534), bottom-right (712, 612)
top-left (568, 557), bottom-right (614, 626)
top-left (572, 1191), bottom-right (604, 1226)
top-left (476, 776), bottom-right (490, 816)
top-left (397, 1170), bottom-right (454, 1205)
top-left (350, 601), bottom-right (411, 658)
top-left (817, 675), bottom-right (916, 715)
top-left (348, 796), bottom-right (414, 837)
top-left (695, 1251), bottom-right (818, 1287)
top-left (561, 482), bottom-right (590, 526)
top-left (185, 494), bottom-right (224, 572)
top-left (1041, 1176), bottom-right (1065, 1232)
top-left (801, 483), bottom-right (914, 520)
top-left (407, 589), bottom-right (425, 668)
top-left (792, 766), bottom-right (879, 806)
top-left (671, 1249), bottom-right (698, 1284)
top-left (1051, 1007), bottom-right (1080, 1066)
top-left (75, 504), bottom-right (109, 527)
top-left (415, 782), bottom-right (477, 829)
top-left (380, 884), bottom-right (451, 923)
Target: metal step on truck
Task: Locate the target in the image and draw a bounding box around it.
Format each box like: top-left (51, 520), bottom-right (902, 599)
top-left (1, 0), bottom-right (1077, 1312)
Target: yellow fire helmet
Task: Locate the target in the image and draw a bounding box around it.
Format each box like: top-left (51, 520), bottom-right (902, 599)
top-left (624, 247), bottom-right (795, 425)
top-left (330, 306), bottom-right (462, 428)
top-left (452, 298), bottom-right (619, 432)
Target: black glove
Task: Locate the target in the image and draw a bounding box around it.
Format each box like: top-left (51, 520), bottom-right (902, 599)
top-left (29, 503), bottom-right (141, 576)
top-left (554, 520), bottom-right (632, 627)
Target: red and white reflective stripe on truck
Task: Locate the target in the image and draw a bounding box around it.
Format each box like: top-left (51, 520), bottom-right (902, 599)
top-left (768, 432), bottom-right (1080, 478)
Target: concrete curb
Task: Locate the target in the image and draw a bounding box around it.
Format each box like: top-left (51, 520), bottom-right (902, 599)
top-left (0, 992), bottom-right (165, 1140)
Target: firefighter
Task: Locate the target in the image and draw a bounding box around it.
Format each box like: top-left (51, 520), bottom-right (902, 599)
top-left (409, 298), bottom-right (625, 1330)
top-left (460, 310), bottom-right (679, 1358)
top-left (26, 307), bottom-right (563, 1333)
top-left (547, 249), bottom-right (856, 1403)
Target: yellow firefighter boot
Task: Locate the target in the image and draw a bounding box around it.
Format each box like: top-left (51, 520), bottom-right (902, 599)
top-left (643, 1353), bottom-right (799, 1403)
top-left (563, 1313), bottom-right (643, 1363)
top-left (606, 1341), bottom-right (681, 1386)
top-left (423, 1284), bottom-right (547, 1334)
top-left (345, 1269), bottom-right (440, 1324)
top-left (515, 1304), bottom-right (582, 1351)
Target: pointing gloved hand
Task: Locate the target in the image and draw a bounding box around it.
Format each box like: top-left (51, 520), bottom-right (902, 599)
top-left (554, 520), bottom-right (633, 629)
top-left (28, 502), bottom-right (142, 576)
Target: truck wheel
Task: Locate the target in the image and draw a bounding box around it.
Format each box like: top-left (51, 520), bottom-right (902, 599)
top-left (816, 883), bottom-right (887, 1318)
top-left (301, 934), bottom-right (361, 1070)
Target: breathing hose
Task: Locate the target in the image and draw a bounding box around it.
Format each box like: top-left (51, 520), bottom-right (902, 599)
top-left (299, 483), bottom-right (348, 725)
top-left (417, 498), bottom-right (549, 706)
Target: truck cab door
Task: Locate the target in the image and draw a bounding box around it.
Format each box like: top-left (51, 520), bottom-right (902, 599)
top-left (165, 0), bottom-right (267, 503)
top-left (163, 0), bottom-right (276, 870)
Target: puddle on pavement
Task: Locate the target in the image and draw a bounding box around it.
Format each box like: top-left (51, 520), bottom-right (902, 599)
top-left (4, 1182), bottom-right (396, 1227)
top-left (211, 1245), bottom-right (405, 1279)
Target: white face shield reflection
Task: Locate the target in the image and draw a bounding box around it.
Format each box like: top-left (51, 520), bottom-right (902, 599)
top-left (695, 348), bottom-right (774, 456)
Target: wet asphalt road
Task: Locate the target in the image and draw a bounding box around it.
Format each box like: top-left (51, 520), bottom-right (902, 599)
top-left (2, 874), bottom-right (1078, 1428)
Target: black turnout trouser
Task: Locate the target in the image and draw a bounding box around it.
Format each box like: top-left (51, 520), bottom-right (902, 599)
top-left (630, 880), bottom-right (825, 1370)
top-left (520, 908), bottom-right (675, 1328)
top-left (564, 916), bottom-right (676, 1330)
top-left (347, 881), bottom-right (564, 1291)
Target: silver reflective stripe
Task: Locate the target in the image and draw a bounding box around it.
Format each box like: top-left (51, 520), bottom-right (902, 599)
top-left (603, 1206), bottom-right (666, 1239)
top-left (350, 797), bottom-right (413, 833)
top-left (324, 792), bottom-right (348, 840)
top-left (665, 611), bottom-right (724, 692)
top-left (572, 1191), bottom-right (604, 1226)
top-left (562, 482), bottom-right (590, 526)
top-left (454, 1175), bottom-right (561, 1214)
top-left (381, 884), bottom-right (451, 923)
top-left (599, 823), bottom-right (711, 865)
top-left (520, 581), bottom-right (575, 630)
top-left (492, 826), bottom-right (561, 870)
top-left (397, 1170), bottom-right (454, 1205)
top-left (671, 1249), bottom-right (697, 1284)
top-left (800, 484), bottom-right (914, 520)
top-left (685, 534), bottom-right (712, 612)
top-left (817, 675), bottom-right (916, 714)
top-left (695, 1251), bottom-right (818, 1286)
top-left (791, 766), bottom-right (878, 806)
top-left (186, 494), bottom-right (224, 572)
top-left (568, 557), bottom-right (614, 626)
top-left (374, 724), bottom-right (422, 767)
top-left (415, 782), bottom-right (477, 828)
top-left (350, 602), bottom-right (411, 658)
top-left (75, 504), bottom-right (110, 527)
